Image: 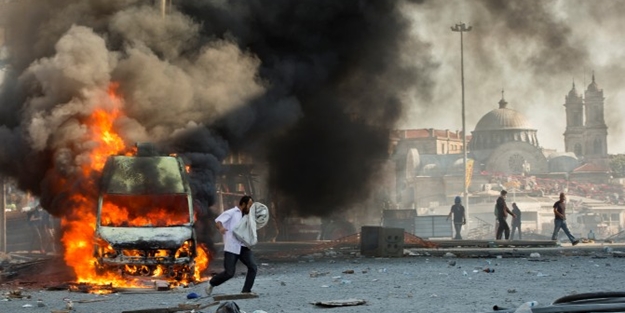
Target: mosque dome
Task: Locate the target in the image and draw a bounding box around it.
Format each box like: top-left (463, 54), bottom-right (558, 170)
top-left (474, 97), bottom-right (533, 131)
top-left (469, 92), bottom-right (540, 161)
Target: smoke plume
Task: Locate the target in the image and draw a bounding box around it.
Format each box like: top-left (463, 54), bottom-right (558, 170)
top-left (0, 0), bottom-right (433, 224)
top-left (400, 0), bottom-right (625, 154)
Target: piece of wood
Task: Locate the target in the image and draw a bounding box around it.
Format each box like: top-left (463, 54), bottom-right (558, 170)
top-left (313, 298), bottom-right (366, 307)
top-left (177, 303), bottom-right (200, 310)
top-left (75, 298), bottom-right (111, 304)
top-left (120, 301), bottom-right (220, 313)
top-left (212, 293), bottom-right (259, 301)
top-left (198, 301), bottom-right (220, 309)
top-left (121, 309), bottom-right (173, 313)
top-left (120, 307), bottom-right (183, 313)
top-left (115, 287), bottom-right (163, 294)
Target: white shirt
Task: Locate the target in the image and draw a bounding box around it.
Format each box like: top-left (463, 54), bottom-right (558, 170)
top-left (216, 206), bottom-right (245, 254)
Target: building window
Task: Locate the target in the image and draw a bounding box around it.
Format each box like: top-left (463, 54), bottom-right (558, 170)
top-left (574, 143), bottom-right (582, 157)
top-left (594, 138), bottom-right (602, 154)
top-left (508, 153), bottom-right (525, 173)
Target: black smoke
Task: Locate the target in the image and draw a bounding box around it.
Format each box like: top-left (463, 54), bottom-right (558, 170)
top-left (0, 0), bottom-right (437, 228)
top-left (179, 0), bottom-right (436, 216)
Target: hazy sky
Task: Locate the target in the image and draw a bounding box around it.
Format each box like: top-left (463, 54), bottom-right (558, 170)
top-left (398, 0), bottom-right (625, 154)
top-left (0, 0), bottom-right (623, 217)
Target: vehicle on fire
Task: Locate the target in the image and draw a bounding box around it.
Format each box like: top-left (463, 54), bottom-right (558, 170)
top-left (93, 144), bottom-right (198, 282)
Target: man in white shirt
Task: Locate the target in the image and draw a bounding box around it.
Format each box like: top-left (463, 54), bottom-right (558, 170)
top-left (206, 196), bottom-right (257, 295)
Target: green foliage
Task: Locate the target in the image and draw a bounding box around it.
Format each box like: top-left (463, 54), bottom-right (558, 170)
top-left (609, 154), bottom-right (625, 178)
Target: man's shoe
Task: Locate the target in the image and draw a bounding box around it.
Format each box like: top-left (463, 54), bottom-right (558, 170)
top-left (205, 284), bottom-right (214, 296)
top-left (572, 240), bottom-right (580, 246)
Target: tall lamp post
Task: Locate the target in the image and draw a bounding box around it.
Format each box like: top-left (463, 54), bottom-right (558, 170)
top-left (451, 22), bottom-right (471, 223)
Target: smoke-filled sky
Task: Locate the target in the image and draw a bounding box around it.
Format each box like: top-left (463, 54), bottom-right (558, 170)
top-left (0, 0), bottom-right (431, 218)
top-left (400, 0), bottom-right (625, 154)
top-left (0, 0), bottom-right (624, 220)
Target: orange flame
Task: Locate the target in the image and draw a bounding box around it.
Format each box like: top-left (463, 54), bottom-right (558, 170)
top-left (60, 82), bottom-right (209, 289)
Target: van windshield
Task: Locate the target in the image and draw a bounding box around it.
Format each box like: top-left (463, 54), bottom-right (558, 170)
top-left (100, 194), bottom-right (190, 227)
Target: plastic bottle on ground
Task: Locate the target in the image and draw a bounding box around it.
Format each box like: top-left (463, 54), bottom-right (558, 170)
top-left (514, 301), bottom-right (538, 313)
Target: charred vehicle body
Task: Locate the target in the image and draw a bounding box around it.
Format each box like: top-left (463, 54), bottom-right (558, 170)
top-left (93, 145), bottom-right (198, 281)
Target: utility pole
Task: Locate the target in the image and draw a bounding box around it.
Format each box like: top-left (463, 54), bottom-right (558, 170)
top-left (0, 177), bottom-right (5, 253)
top-left (161, 0), bottom-right (172, 18)
top-left (451, 22), bottom-right (471, 225)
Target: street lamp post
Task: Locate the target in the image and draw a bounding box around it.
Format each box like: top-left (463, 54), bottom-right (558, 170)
top-left (451, 22), bottom-right (471, 224)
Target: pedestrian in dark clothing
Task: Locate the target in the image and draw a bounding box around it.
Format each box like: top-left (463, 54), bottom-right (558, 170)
top-left (27, 205), bottom-right (46, 254)
top-left (205, 195), bottom-right (258, 296)
top-left (551, 192), bottom-right (579, 246)
top-left (447, 196), bottom-right (466, 239)
top-left (510, 203), bottom-right (522, 240)
top-left (495, 190), bottom-right (516, 240)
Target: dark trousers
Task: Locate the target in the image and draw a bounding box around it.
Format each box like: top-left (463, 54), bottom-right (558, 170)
top-left (551, 219), bottom-right (576, 243)
top-left (510, 224), bottom-right (521, 240)
top-left (453, 223), bottom-right (463, 239)
top-left (209, 247), bottom-right (257, 293)
top-left (496, 218), bottom-right (510, 240)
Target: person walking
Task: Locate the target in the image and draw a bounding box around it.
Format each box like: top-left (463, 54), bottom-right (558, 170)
top-left (495, 190), bottom-right (516, 240)
top-left (206, 195), bottom-right (258, 296)
top-left (27, 205), bottom-right (46, 254)
top-left (551, 192), bottom-right (579, 246)
top-left (446, 196), bottom-right (466, 239)
top-left (510, 203), bottom-right (522, 240)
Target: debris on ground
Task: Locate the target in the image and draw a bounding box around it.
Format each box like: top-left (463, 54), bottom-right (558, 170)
top-left (312, 298), bottom-right (366, 307)
top-left (309, 270), bottom-right (329, 278)
top-left (213, 293), bottom-right (259, 301)
top-left (216, 301), bottom-right (241, 313)
top-left (4, 289), bottom-right (31, 299)
top-left (120, 300), bottom-right (220, 313)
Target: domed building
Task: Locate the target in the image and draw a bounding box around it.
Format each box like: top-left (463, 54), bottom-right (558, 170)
top-left (469, 92), bottom-right (548, 175)
top-left (389, 76), bottom-right (613, 211)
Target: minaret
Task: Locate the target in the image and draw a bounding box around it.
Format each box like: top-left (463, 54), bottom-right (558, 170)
top-left (563, 81), bottom-right (584, 157)
top-left (583, 73), bottom-right (608, 161)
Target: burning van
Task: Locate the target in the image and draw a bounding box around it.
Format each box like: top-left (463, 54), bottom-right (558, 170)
top-left (93, 145), bottom-right (198, 282)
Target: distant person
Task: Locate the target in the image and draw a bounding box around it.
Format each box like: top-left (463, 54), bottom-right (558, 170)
top-left (552, 192), bottom-right (579, 246)
top-left (26, 205), bottom-right (45, 254)
top-left (495, 190), bottom-right (516, 240)
top-left (40, 207), bottom-right (58, 254)
top-left (205, 195), bottom-right (257, 296)
top-left (587, 229), bottom-right (596, 241)
top-left (510, 203), bottom-right (522, 240)
top-left (446, 196), bottom-right (466, 240)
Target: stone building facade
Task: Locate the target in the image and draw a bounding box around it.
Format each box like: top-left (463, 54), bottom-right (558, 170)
top-left (563, 75), bottom-right (609, 167)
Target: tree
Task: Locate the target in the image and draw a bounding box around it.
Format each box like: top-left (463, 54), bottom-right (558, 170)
top-left (609, 154), bottom-right (625, 178)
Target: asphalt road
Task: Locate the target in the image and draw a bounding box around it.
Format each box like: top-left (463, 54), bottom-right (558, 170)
top-left (2, 243), bottom-right (625, 313)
